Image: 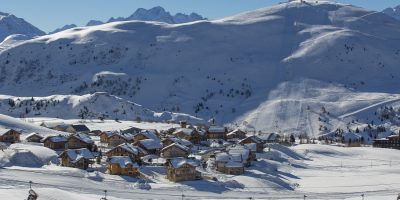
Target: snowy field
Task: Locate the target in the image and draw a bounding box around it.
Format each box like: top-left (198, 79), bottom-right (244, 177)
top-left (1, 143), bottom-right (400, 200)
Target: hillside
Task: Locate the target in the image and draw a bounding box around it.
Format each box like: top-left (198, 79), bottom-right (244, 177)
top-left (0, 92), bottom-right (203, 123)
top-left (1, 0), bottom-right (400, 134)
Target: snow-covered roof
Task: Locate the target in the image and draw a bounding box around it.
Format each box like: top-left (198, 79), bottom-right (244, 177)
top-left (243, 143), bottom-right (257, 152)
top-left (164, 136), bottom-right (192, 147)
top-left (169, 158), bottom-right (198, 169)
top-left (225, 161), bottom-right (244, 168)
top-left (61, 148), bottom-right (94, 163)
top-left (215, 152), bottom-right (230, 162)
top-left (70, 133), bottom-right (94, 144)
top-left (161, 143), bottom-right (190, 153)
top-left (227, 129), bottom-right (246, 135)
top-left (138, 139), bottom-right (162, 150)
top-left (42, 135), bottom-right (67, 143)
top-left (25, 132), bottom-right (43, 139)
top-left (173, 128), bottom-right (196, 136)
top-left (113, 143), bottom-right (146, 155)
top-left (139, 130), bottom-right (159, 140)
top-left (228, 145), bottom-right (250, 161)
top-left (208, 126), bottom-right (226, 133)
top-left (0, 128), bottom-right (11, 136)
top-left (71, 124), bottom-right (90, 132)
top-left (110, 132), bottom-right (135, 141)
top-left (109, 156), bottom-right (138, 168)
top-left (239, 136), bottom-right (263, 144)
top-left (121, 127), bottom-right (142, 134)
top-left (40, 121), bottom-right (66, 128)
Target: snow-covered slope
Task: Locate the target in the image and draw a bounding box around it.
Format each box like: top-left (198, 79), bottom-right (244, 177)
top-left (0, 11), bottom-right (45, 42)
top-left (1, 1), bottom-right (400, 134)
top-left (0, 114), bottom-right (62, 136)
top-left (0, 92), bottom-right (203, 123)
top-left (382, 5), bottom-right (400, 20)
top-left (49, 24), bottom-right (78, 34)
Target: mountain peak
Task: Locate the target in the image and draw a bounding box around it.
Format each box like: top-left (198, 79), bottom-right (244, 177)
top-left (0, 11), bottom-right (45, 42)
top-left (383, 5), bottom-right (400, 20)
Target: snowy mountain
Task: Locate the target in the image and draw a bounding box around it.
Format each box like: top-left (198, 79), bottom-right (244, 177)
top-left (382, 5), bottom-right (400, 20)
top-left (1, 0), bottom-right (400, 134)
top-left (49, 24), bottom-right (77, 34)
top-left (89, 6), bottom-right (206, 25)
top-left (0, 11), bottom-right (45, 42)
top-left (0, 92), bottom-right (203, 123)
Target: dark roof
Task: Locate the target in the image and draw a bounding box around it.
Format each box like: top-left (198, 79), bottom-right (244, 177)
top-left (121, 127), bottom-right (142, 134)
top-left (71, 124), bottom-right (90, 132)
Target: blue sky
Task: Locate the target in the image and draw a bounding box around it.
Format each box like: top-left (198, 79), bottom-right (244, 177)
top-left (1, 0), bottom-right (399, 32)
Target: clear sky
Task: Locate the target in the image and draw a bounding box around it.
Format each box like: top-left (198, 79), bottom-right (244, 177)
top-left (0, 0), bottom-right (399, 33)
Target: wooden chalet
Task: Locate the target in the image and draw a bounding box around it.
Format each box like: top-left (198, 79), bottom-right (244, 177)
top-left (172, 128), bottom-right (202, 144)
top-left (214, 152), bottom-right (245, 175)
top-left (42, 135), bottom-right (67, 150)
top-left (25, 132), bottom-right (43, 143)
top-left (0, 128), bottom-right (21, 143)
top-left (59, 148), bottom-right (94, 169)
top-left (133, 130), bottom-right (159, 143)
top-left (162, 136), bottom-right (192, 148)
top-left (106, 143), bottom-right (147, 162)
top-left (206, 126), bottom-right (227, 140)
top-left (161, 143), bottom-right (190, 158)
top-left (373, 134), bottom-right (400, 149)
top-left (166, 158), bottom-right (199, 182)
top-left (134, 139), bottom-right (162, 155)
top-left (238, 136), bottom-right (264, 153)
top-left (107, 156), bottom-right (139, 176)
top-left (65, 133), bottom-right (95, 150)
top-left (100, 131), bottom-right (134, 147)
top-left (70, 124), bottom-right (91, 134)
top-left (226, 129), bottom-right (247, 141)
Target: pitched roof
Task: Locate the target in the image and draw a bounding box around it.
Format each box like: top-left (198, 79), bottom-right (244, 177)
top-left (71, 124), bottom-right (90, 132)
top-left (139, 130), bottom-right (159, 140)
top-left (239, 136), bottom-right (263, 144)
top-left (25, 132), bottom-right (43, 139)
top-left (227, 129), bottom-right (246, 136)
top-left (42, 135), bottom-right (67, 143)
top-left (111, 143), bottom-right (147, 155)
top-left (0, 128), bottom-right (12, 136)
top-left (138, 139), bottom-right (162, 150)
top-left (208, 126), bottom-right (226, 133)
top-left (169, 158), bottom-right (198, 169)
top-left (173, 128), bottom-right (196, 136)
top-left (70, 133), bottom-right (94, 144)
top-left (60, 148), bottom-right (94, 163)
top-left (161, 143), bottom-right (190, 153)
top-left (121, 127), bottom-right (142, 134)
top-left (163, 136), bottom-right (192, 147)
top-left (109, 156), bottom-right (138, 168)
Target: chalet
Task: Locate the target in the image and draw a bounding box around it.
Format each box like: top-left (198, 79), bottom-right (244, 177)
top-left (133, 130), bottom-right (159, 143)
top-left (89, 130), bottom-right (102, 136)
top-left (42, 135), bottom-right (68, 150)
top-left (166, 158), bottom-right (199, 182)
top-left (40, 121), bottom-right (66, 129)
top-left (25, 132), bottom-right (43, 143)
top-left (226, 129), bottom-right (247, 141)
top-left (134, 139), bottom-right (162, 155)
top-left (172, 128), bottom-right (202, 144)
top-left (59, 148), bottom-right (94, 169)
top-left (206, 126), bottom-right (227, 140)
top-left (121, 127), bottom-right (142, 134)
top-left (162, 136), bottom-right (192, 148)
top-left (107, 156), bottom-right (139, 176)
top-left (100, 131), bottom-right (134, 147)
top-left (0, 128), bottom-right (21, 143)
top-left (65, 133), bottom-right (95, 150)
top-left (238, 136), bottom-right (264, 153)
top-left (214, 152), bottom-right (245, 175)
top-left (70, 124), bottom-right (90, 134)
top-left (373, 134), bottom-right (400, 149)
top-left (106, 143), bottom-right (147, 162)
top-left (161, 143), bottom-right (190, 158)
top-left (228, 145), bottom-right (255, 166)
